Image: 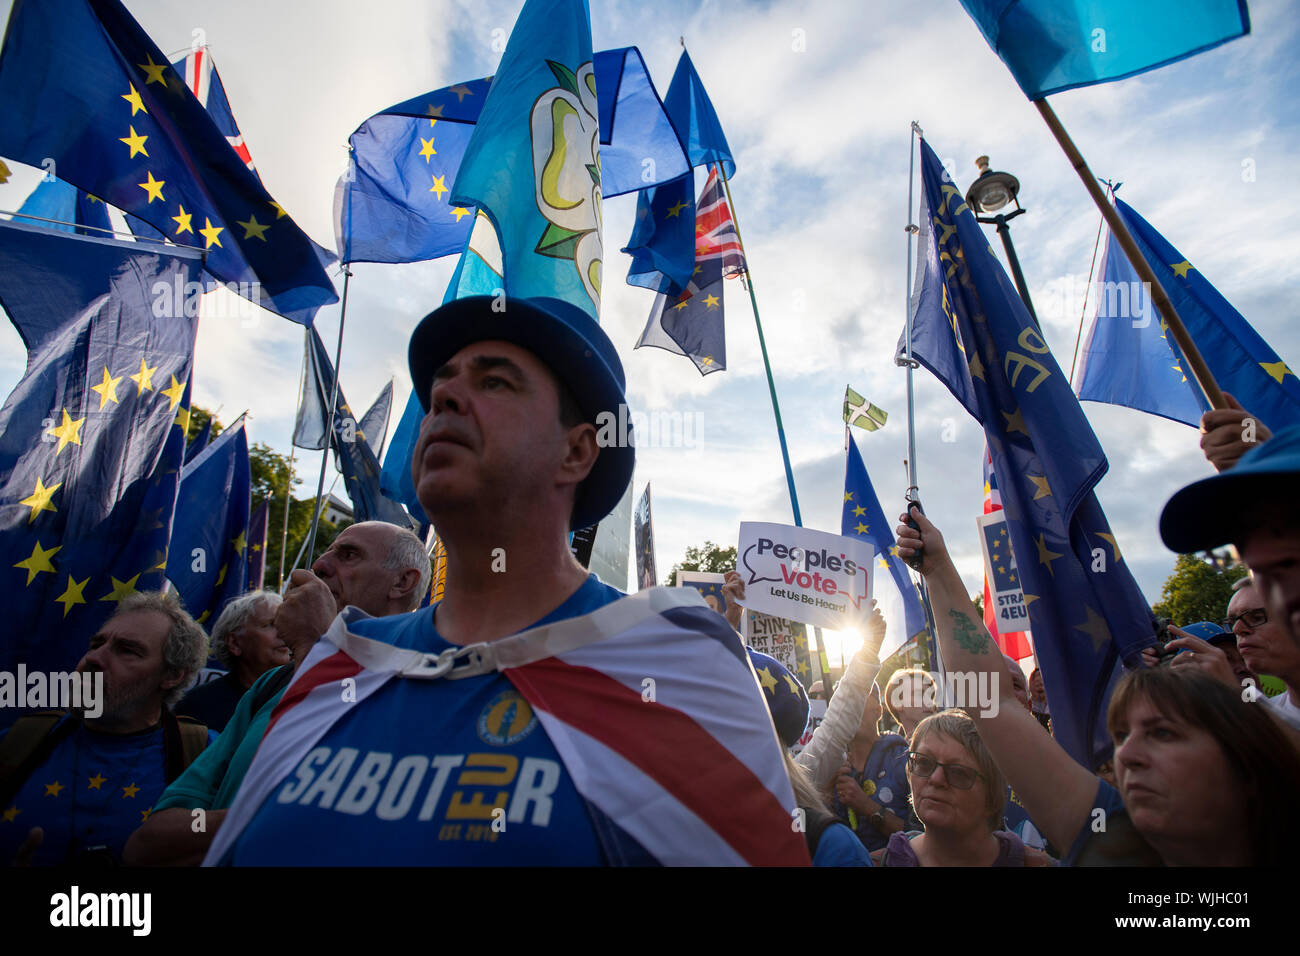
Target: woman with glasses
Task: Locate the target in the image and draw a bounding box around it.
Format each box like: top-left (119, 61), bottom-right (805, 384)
top-left (895, 506), bottom-right (1300, 866)
top-left (873, 710), bottom-right (1051, 866)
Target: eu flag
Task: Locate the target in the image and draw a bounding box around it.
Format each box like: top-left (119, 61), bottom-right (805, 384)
top-left (0, 0), bottom-right (338, 325)
top-left (908, 138), bottom-right (1153, 768)
top-left (13, 177), bottom-right (112, 237)
top-left (336, 46), bottom-right (687, 267)
top-left (449, 0), bottom-right (603, 318)
top-left (246, 497), bottom-right (269, 591)
top-left (358, 379), bottom-right (394, 460)
top-left (841, 435), bottom-right (928, 652)
top-left (166, 418), bottom-right (251, 627)
top-left (0, 220), bottom-right (201, 725)
top-left (1077, 197), bottom-right (1300, 432)
top-left (623, 50), bottom-right (736, 296)
top-left (959, 0), bottom-right (1250, 99)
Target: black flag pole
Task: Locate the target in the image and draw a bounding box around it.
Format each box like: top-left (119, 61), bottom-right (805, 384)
top-left (302, 265), bottom-right (352, 565)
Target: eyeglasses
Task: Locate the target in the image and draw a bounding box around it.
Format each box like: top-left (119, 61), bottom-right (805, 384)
top-left (1223, 608), bottom-right (1268, 632)
top-left (906, 751), bottom-right (984, 790)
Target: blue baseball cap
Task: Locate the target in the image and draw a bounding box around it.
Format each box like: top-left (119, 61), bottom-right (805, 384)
top-left (1160, 424), bottom-right (1300, 554)
top-left (748, 648), bottom-right (809, 749)
top-left (407, 295), bottom-right (634, 531)
top-left (1178, 621), bottom-right (1233, 646)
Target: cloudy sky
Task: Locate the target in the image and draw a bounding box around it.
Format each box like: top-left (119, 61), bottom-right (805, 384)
top-left (1, 0), bottom-right (1297, 637)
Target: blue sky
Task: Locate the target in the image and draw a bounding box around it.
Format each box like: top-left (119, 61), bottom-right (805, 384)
top-left (1, 0), bottom-right (1297, 637)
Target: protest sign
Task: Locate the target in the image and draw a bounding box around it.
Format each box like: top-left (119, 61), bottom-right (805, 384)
top-left (737, 522), bottom-right (873, 631)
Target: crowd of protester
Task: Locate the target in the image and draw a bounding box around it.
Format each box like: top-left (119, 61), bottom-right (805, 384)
top-left (3, 295), bottom-right (1299, 866)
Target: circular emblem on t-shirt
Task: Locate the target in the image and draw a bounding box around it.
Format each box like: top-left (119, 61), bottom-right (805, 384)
top-left (877, 786), bottom-right (894, 804)
top-left (477, 690), bottom-right (538, 746)
top-left (861, 779), bottom-right (877, 797)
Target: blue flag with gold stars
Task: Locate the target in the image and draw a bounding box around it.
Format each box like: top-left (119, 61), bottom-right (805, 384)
top-left (246, 497), bottom-right (269, 591)
top-left (623, 50), bottom-right (736, 296)
top-left (907, 138), bottom-right (1153, 768)
top-left (13, 177), bottom-right (112, 237)
top-left (842, 434), bottom-right (928, 651)
top-left (337, 46), bottom-right (687, 267)
top-left (0, 220), bottom-right (201, 727)
top-left (1077, 197), bottom-right (1300, 432)
top-left (166, 417), bottom-right (251, 628)
top-left (0, 0), bottom-right (338, 326)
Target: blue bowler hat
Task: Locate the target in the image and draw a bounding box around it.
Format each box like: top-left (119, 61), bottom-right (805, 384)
top-left (408, 295), bottom-right (634, 531)
top-left (1160, 423), bottom-right (1300, 554)
top-left (748, 648), bottom-right (809, 749)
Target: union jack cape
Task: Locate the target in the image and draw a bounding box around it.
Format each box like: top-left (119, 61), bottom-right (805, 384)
top-left (204, 587), bottom-right (811, 866)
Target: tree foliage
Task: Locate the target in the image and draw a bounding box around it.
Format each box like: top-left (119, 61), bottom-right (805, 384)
top-left (665, 541), bottom-right (738, 586)
top-left (1151, 552), bottom-right (1248, 625)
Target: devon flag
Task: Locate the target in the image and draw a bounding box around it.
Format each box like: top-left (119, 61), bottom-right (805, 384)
top-left (959, 0), bottom-right (1250, 99)
top-left (1076, 197), bottom-right (1300, 432)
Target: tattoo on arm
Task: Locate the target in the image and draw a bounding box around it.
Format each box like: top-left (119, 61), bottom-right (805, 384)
top-left (949, 608), bottom-right (991, 655)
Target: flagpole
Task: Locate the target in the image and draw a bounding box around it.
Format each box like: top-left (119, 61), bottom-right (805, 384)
top-left (278, 336), bottom-right (308, 587)
top-left (1035, 99), bottom-right (1226, 409)
top-left (303, 265), bottom-right (352, 565)
top-left (1067, 180), bottom-right (1115, 386)
top-left (716, 165), bottom-right (802, 526)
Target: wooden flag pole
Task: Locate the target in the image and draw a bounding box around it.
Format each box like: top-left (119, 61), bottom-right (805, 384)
top-left (1035, 99), bottom-right (1226, 409)
top-left (716, 164), bottom-right (803, 526)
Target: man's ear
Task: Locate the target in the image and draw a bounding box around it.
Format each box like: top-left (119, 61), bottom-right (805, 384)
top-left (557, 423), bottom-right (599, 490)
top-left (159, 668), bottom-right (187, 692)
top-left (390, 567), bottom-right (422, 604)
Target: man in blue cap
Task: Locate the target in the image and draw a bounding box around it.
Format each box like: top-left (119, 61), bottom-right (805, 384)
top-left (204, 296), bottom-right (809, 866)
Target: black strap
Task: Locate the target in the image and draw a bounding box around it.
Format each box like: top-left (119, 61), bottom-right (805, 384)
top-left (250, 665), bottom-right (293, 715)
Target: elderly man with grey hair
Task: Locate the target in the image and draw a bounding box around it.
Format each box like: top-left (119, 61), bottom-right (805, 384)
top-left (176, 591), bottom-right (288, 733)
top-left (0, 591), bottom-right (214, 866)
top-left (125, 520), bottom-right (429, 866)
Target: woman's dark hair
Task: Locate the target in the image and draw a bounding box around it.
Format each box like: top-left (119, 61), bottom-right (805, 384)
top-left (1107, 667), bottom-right (1300, 865)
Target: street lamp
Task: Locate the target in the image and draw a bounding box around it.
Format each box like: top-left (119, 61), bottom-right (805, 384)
top-left (965, 155), bottom-right (1038, 327)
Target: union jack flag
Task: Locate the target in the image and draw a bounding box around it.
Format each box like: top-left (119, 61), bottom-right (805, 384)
top-left (693, 167), bottom-right (744, 277)
top-left (173, 46), bottom-right (257, 174)
top-left (204, 589), bottom-right (810, 866)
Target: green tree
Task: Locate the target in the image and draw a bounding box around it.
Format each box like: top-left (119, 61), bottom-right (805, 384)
top-left (1151, 552), bottom-right (1247, 625)
top-left (665, 541), bottom-right (738, 586)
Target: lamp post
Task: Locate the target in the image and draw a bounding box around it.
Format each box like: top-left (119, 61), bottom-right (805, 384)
top-left (965, 155), bottom-right (1038, 328)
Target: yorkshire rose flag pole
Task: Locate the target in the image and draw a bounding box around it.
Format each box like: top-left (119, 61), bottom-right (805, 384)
top-left (959, 0), bottom-right (1253, 411)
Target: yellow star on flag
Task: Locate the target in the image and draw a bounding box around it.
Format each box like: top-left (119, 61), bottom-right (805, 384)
top-left (44, 781), bottom-right (64, 797)
top-left (121, 84), bottom-right (147, 115)
top-left (784, 674), bottom-right (801, 695)
top-left (844, 492), bottom-right (854, 502)
top-left (87, 774), bottom-right (107, 790)
top-left (419, 137), bottom-right (436, 161)
top-left (854, 522), bottom-right (869, 535)
top-left (665, 200), bottom-right (688, 218)
top-left (1034, 534), bottom-right (1063, 576)
top-left (451, 206), bottom-right (471, 222)
top-left (199, 217), bottom-right (223, 249)
top-left (448, 84), bottom-right (473, 102)
top-left (1261, 360), bottom-right (1294, 384)
top-left (703, 293), bottom-right (720, 309)
top-left (100, 574), bottom-right (141, 603)
top-left (1002, 407), bottom-right (1029, 436)
top-left (1170, 260), bottom-right (1194, 278)
top-left (426, 104), bottom-right (444, 124)
top-left (121, 783), bottom-right (140, 799)
top-left (237, 215), bottom-right (269, 241)
top-left (2, 806), bottom-right (19, 822)
top-left (21, 477), bottom-right (61, 523)
top-left (1027, 474), bottom-right (1051, 500)
top-left (231, 531), bottom-right (247, 555)
top-left (215, 564), bottom-right (228, 587)
top-left (172, 205), bottom-right (193, 235)
top-left (161, 375), bottom-right (185, 410)
top-left (1096, 532), bottom-right (1123, 564)
top-left (119, 126), bottom-right (148, 158)
top-left (90, 367), bottom-right (124, 410)
top-left (46, 408), bottom-right (86, 456)
top-left (55, 575), bottom-right (89, 617)
top-left (757, 666), bottom-right (778, 693)
top-left (268, 200), bottom-right (287, 219)
top-left (852, 505), bottom-right (866, 517)
top-left (130, 357), bottom-right (157, 392)
top-left (429, 174), bottom-right (448, 199)
top-left (140, 808), bottom-right (153, 822)
top-left (137, 55), bottom-right (168, 85)
top-left (14, 540), bottom-right (60, 585)
top-left (137, 171), bottom-right (165, 203)
top-left (175, 403), bottom-right (191, 433)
